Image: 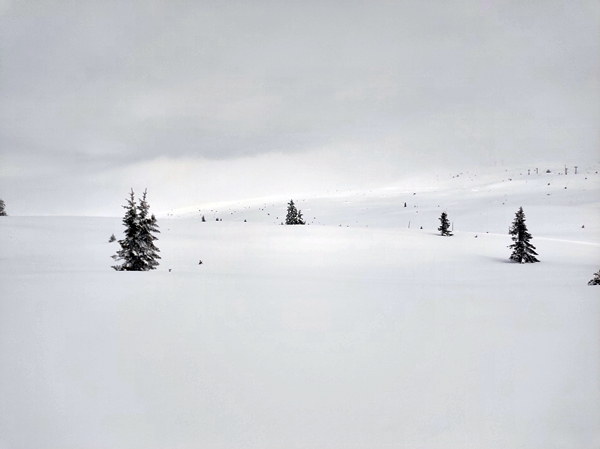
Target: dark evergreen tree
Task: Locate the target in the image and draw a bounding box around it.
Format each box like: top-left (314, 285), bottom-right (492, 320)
top-left (111, 189), bottom-right (160, 271)
top-left (438, 212), bottom-right (452, 236)
top-left (285, 200), bottom-right (305, 225)
top-left (0, 198), bottom-right (7, 216)
top-left (285, 200), bottom-right (297, 224)
top-left (588, 270), bottom-right (600, 286)
top-left (508, 207), bottom-right (539, 263)
top-left (108, 233), bottom-right (116, 243)
top-left (297, 209), bottom-right (305, 225)
top-left (201, 215), bottom-right (206, 222)
top-left (136, 189), bottom-right (161, 270)
top-left (112, 190), bottom-right (142, 271)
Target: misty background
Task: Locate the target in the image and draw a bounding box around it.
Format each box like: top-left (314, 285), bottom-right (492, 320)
top-left (0, 0), bottom-right (598, 216)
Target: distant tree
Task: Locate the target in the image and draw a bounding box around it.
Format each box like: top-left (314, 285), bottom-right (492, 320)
top-left (438, 212), bottom-right (453, 236)
top-left (201, 215), bottom-right (206, 222)
top-left (0, 199), bottom-right (7, 216)
top-left (285, 200), bottom-right (305, 225)
top-left (108, 233), bottom-right (116, 243)
top-left (588, 270), bottom-right (600, 286)
top-left (285, 200), bottom-right (297, 224)
top-left (111, 189), bottom-right (161, 271)
top-left (508, 207), bottom-right (539, 263)
top-left (297, 209), bottom-right (305, 225)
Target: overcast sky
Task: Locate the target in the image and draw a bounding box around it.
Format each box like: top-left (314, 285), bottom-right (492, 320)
top-left (0, 0), bottom-right (598, 215)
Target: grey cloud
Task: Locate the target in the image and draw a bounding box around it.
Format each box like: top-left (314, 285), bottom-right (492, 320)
top-left (0, 0), bottom-right (598, 170)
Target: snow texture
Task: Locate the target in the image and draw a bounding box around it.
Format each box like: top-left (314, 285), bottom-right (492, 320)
top-left (0, 164), bottom-right (599, 449)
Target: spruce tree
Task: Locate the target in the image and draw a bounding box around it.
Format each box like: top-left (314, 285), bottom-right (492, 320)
top-left (588, 270), bottom-right (600, 285)
top-left (508, 207), bottom-right (539, 263)
top-left (285, 200), bottom-right (305, 225)
top-left (136, 189), bottom-right (161, 270)
top-left (285, 200), bottom-right (297, 224)
top-left (112, 190), bottom-right (142, 271)
top-left (297, 209), bottom-right (305, 225)
top-left (0, 199), bottom-right (7, 216)
top-left (201, 215), bottom-right (206, 222)
top-left (111, 189), bottom-right (160, 271)
top-left (438, 212), bottom-right (452, 236)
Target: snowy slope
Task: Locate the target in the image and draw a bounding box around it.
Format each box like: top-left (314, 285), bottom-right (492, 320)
top-left (165, 164), bottom-right (600, 242)
top-left (0, 164), bottom-right (599, 449)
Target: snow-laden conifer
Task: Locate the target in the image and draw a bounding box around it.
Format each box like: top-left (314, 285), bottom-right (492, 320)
top-left (136, 189), bottom-right (161, 270)
top-left (285, 200), bottom-right (305, 225)
top-left (297, 209), bottom-right (305, 225)
top-left (111, 189), bottom-right (160, 271)
top-left (285, 200), bottom-right (297, 224)
top-left (111, 190), bottom-right (142, 271)
top-left (508, 207), bottom-right (539, 263)
top-left (438, 212), bottom-right (452, 236)
top-left (0, 199), bottom-right (7, 216)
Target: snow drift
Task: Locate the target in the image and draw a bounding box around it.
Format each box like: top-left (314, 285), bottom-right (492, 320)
top-left (0, 164), bottom-right (599, 449)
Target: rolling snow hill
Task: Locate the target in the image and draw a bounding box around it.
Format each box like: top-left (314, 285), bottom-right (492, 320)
top-left (0, 164), bottom-right (599, 449)
top-left (165, 164), bottom-right (600, 241)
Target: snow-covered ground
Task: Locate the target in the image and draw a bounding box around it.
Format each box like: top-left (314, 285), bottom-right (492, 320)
top-left (1, 164), bottom-right (599, 448)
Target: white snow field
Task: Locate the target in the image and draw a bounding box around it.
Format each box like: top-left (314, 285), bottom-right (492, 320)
top-left (1, 165), bottom-right (599, 449)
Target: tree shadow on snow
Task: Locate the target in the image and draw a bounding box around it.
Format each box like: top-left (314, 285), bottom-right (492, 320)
top-left (482, 255), bottom-right (516, 264)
